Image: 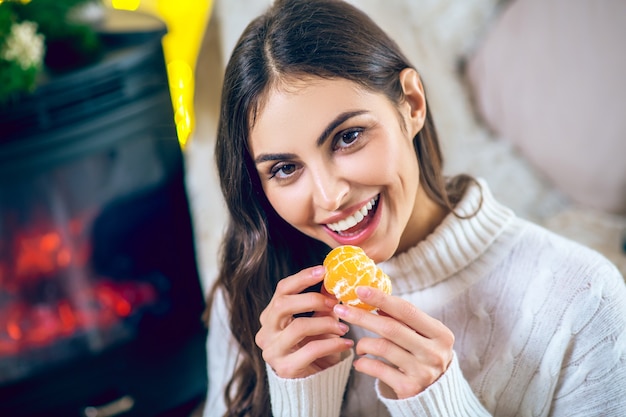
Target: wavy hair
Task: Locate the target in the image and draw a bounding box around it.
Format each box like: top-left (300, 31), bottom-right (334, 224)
top-left (206, 0), bottom-right (476, 415)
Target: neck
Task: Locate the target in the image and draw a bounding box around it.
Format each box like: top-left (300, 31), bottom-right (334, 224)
top-left (396, 186), bottom-right (449, 255)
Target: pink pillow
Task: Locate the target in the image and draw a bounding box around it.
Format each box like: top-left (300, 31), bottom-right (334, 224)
top-left (466, 0), bottom-right (626, 214)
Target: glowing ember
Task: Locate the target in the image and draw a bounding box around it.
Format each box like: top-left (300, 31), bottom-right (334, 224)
top-left (0, 280), bottom-right (158, 356)
top-left (0, 219), bottom-right (158, 357)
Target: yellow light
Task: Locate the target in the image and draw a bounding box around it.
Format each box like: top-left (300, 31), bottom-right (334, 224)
top-left (105, 0), bottom-right (212, 148)
top-left (168, 60), bottom-right (192, 89)
top-left (110, 0), bottom-right (140, 11)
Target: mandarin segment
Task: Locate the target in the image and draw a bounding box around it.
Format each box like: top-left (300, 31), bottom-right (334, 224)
top-left (323, 245), bottom-right (392, 311)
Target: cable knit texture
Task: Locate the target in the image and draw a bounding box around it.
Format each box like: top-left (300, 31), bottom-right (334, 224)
top-left (204, 180), bottom-right (626, 416)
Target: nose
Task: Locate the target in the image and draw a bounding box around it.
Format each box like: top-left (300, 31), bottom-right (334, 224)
top-left (310, 166), bottom-right (349, 212)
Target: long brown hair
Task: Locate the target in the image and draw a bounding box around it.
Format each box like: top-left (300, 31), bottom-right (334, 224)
top-left (206, 0), bottom-right (475, 415)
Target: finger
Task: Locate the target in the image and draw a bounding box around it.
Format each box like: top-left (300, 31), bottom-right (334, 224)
top-left (355, 286), bottom-right (450, 339)
top-left (333, 302), bottom-right (419, 346)
top-left (354, 335), bottom-right (452, 398)
top-left (275, 265), bottom-right (326, 296)
top-left (355, 336), bottom-right (413, 365)
top-left (272, 337), bottom-right (354, 379)
top-left (284, 316), bottom-right (350, 349)
top-left (353, 355), bottom-right (430, 399)
top-left (261, 266), bottom-right (328, 324)
top-left (257, 313), bottom-right (348, 351)
top-left (355, 335), bottom-right (448, 377)
top-left (261, 289), bottom-right (336, 327)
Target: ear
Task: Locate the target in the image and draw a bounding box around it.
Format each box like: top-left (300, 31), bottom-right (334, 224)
top-left (398, 68), bottom-right (427, 137)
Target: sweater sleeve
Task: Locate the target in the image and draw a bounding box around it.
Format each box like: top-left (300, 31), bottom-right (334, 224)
top-left (550, 262), bottom-right (626, 416)
top-left (376, 353), bottom-right (491, 417)
top-left (266, 349), bottom-right (354, 417)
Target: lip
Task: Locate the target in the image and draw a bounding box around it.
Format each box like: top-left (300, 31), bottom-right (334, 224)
top-left (320, 196), bottom-right (376, 225)
top-left (323, 195), bottom-right (382, 246)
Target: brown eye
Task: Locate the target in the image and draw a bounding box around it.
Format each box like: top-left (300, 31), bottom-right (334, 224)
top-left (335, 129), bottom-right (361, 149)
top-left (270, 163), bottom-right (297, 179)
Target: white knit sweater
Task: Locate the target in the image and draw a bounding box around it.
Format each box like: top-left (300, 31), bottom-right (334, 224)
top-left (204, 180), bottom-right (626, 416)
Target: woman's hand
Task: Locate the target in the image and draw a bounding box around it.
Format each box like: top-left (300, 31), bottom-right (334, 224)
top-left (334, 286), bottom-right (455, 399)
top-left (255, 266), bottom-right (354, 379)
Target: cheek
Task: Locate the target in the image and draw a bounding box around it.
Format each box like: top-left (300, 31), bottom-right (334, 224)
top-left (342, 159), bottom-right (381, 183)
top-left (264, 187), bottom-right (309, 226)
top-left (347, 141), bottom-right (411, 184)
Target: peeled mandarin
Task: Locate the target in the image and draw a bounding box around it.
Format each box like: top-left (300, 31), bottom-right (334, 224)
top-left (322, 245), bottom-right (392, 311)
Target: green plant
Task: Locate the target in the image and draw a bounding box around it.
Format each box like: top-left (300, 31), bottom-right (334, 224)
top-left (0, 0), bottom-right (102, 105)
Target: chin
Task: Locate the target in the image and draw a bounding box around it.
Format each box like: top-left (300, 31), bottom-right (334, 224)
top-left (362, 241), bottom-right (397, 264)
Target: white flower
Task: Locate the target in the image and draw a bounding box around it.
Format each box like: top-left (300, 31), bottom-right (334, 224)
top-left (1, 21), bottom-right (45, 70)
top-left (68, 1), bottom-right (106, 25)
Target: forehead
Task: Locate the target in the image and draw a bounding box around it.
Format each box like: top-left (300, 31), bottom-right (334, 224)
top-left (249, 77), bottom-right (379, 153)
top-left (255, 76), bottom-right (368, 122)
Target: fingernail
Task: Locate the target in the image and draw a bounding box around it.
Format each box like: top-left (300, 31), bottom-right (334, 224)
top-left (356, 286), bottom-right (372, 298)
top-left (338, 321), bottom-right (349, 333)
top-left (312, 266), bottom-right (325, 277)
top-left (334, 304), bottom-right (348, 317)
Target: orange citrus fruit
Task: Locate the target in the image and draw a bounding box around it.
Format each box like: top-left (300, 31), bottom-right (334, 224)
top-left (323, 245), bottom-right (392, 311)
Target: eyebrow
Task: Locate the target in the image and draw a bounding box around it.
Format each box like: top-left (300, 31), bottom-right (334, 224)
top-left (254, 110), bottom-right (367, 164)
top-left (316, 110), bottom-right (367, 147)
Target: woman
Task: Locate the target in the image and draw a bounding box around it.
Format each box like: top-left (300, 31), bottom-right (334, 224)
top-left (203, 0), bottom-right (626, 416)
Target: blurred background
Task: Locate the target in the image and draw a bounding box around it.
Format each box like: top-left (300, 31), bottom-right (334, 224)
top-left (0, 1), bottom-right (213, 415)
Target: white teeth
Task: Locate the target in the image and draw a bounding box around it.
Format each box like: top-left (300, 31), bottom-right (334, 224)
top-left (327, 196), bottom-right (378, 232)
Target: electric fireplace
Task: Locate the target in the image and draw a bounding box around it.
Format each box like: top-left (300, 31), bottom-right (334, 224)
top-left (0, 11), bottom-right (207, 417)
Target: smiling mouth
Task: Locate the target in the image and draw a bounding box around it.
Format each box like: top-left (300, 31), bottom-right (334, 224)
top-left (326, 195), bottom-right (379, 234)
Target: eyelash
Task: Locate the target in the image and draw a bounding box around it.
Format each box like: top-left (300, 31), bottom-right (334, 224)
top-left (267, 127), bottom-right (366, 181)
top-left (269, 163), bottom-right (297, 180)
top-left (333, 128), bottom-right (363, 151)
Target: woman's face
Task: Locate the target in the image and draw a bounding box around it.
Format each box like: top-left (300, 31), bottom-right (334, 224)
top-left (249, 70), bottom-right (443, 262)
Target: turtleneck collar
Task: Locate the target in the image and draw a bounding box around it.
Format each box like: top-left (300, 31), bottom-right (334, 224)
top-left (379, 179), bottom-right (515, 294)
